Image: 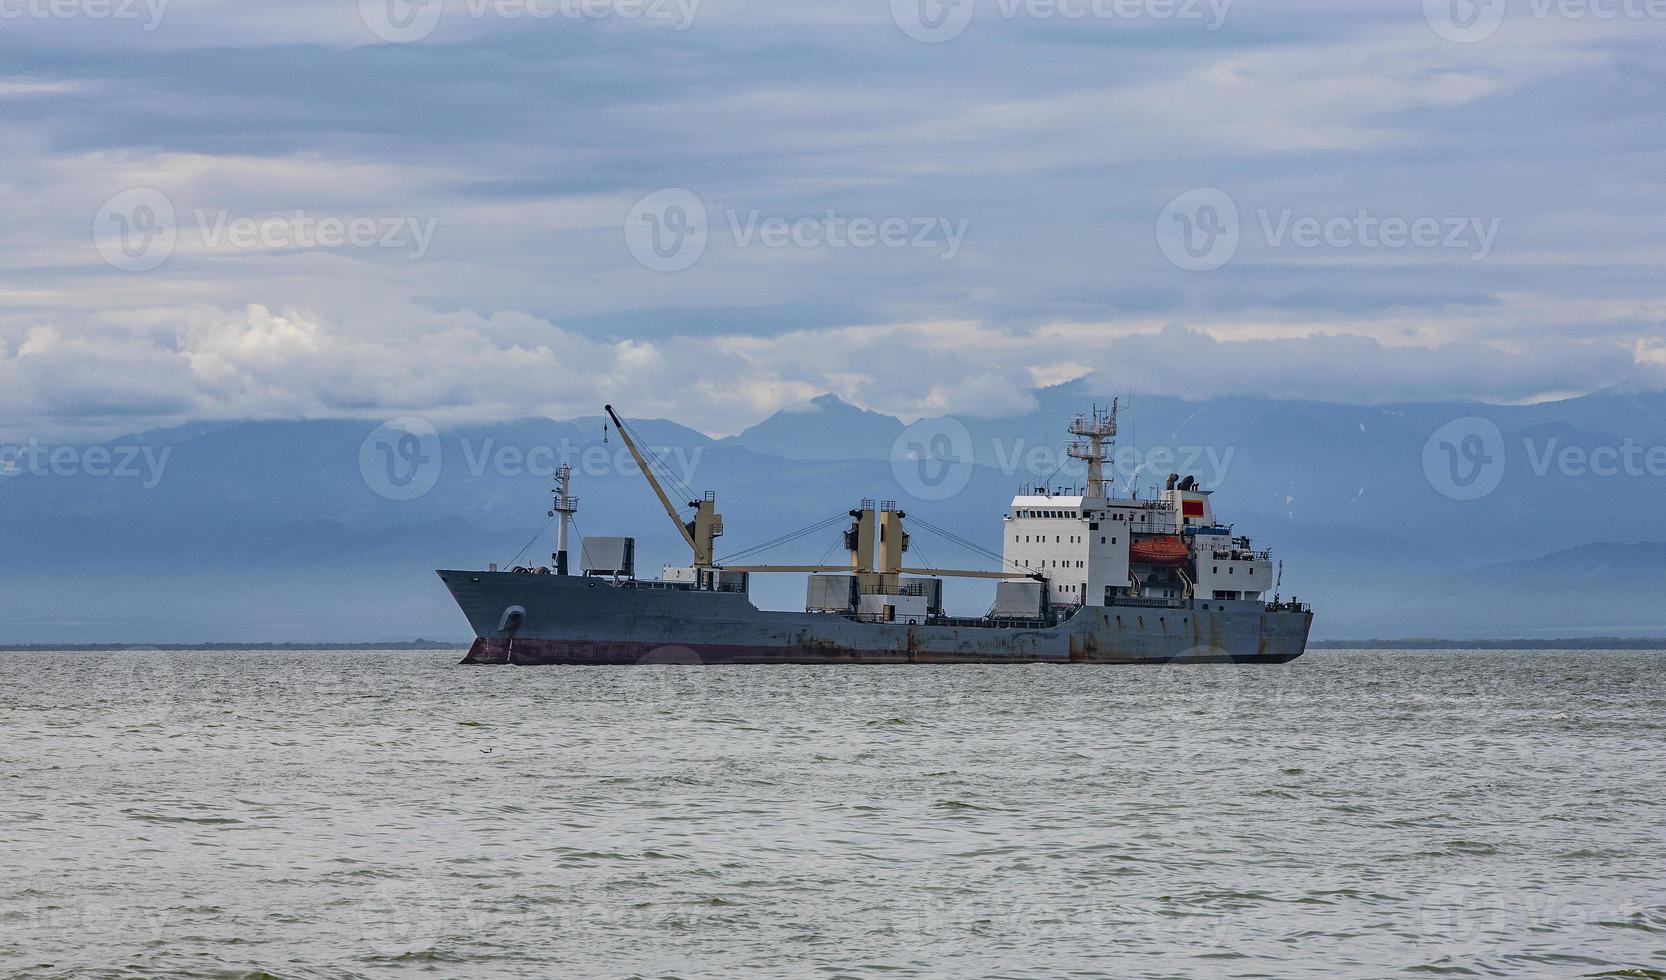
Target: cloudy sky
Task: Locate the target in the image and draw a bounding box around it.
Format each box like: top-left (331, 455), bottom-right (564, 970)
top-left (2, 0), bottom-right (1663, 440)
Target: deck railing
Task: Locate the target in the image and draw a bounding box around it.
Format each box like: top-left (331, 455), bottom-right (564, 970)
top-left (1105, 595), bottom-right (1190, 610)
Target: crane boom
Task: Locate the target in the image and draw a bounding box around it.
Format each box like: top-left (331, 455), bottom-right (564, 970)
top-left (721, 565), bottom-right (850, 575)
top-left (605, 405), bottom-right (697, 554)
top-left (898, 567), bottom-right (1040, 581)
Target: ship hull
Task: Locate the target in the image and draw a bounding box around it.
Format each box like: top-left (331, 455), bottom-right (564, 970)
top-left (439, 571), bottom-right (1312, 666)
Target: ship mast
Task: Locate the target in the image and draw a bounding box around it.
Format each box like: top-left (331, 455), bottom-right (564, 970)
top-left (549, 464), bottom-right (578, 575)
top-left (1066, 400), bottom-right (1118, 499)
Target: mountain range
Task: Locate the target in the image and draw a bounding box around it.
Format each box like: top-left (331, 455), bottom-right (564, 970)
top-left (3, 381), bottom-right (1664, 643)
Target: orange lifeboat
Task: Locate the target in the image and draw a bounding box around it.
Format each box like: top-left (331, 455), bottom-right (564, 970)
top-left (1129, 535), bottom-right (1189, 566)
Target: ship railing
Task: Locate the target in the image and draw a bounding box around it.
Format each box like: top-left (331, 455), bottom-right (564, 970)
top-left (629, 579), bottom-right (748, 595)
top-left (859, 583), bottom-right (929, 597)
top-left (1130, 523), bottom-right (1183, 537)
top-left (934, 615), bottom-right (1053, 629)
top-left (843, 613), bottom-right (1053, 629)
top-left (625, 579), bottom-right (697, 592)
top-left (1105, 595), bottom-right (1190, 610)
top-left (1265, 600), bottom-right (1311, 614)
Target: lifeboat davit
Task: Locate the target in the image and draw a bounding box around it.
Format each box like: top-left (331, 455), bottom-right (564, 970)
top-left (1129, 535), bottom-right (1189, 566)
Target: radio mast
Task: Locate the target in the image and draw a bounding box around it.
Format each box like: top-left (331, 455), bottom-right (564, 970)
top-left (1066, 400), bottom-right (1118, 498)
top-left (550, 464), bottom-right (579, 575)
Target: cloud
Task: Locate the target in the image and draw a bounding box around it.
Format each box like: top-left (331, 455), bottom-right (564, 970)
top-left (6, 305), bottom-right (1662, 442)
top-left (0, 2), bottom-right (1662, 440)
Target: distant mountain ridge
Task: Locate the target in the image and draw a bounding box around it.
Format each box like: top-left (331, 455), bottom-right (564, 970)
top-left (3, 384), bottom-right (1664, 643)
top-left (724, 394), bottom-right (905, 460)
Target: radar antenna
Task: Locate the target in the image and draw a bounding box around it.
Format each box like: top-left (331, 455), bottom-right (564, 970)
top-left (1066, 399), bottom-right (1118, 498)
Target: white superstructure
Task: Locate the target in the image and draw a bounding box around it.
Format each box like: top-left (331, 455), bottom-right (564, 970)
top-left (1000, 404), bottom-right (1274, 610)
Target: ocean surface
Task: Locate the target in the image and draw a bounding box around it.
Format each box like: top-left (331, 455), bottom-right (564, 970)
top-left (2, 649), bottom-right (1664, 979)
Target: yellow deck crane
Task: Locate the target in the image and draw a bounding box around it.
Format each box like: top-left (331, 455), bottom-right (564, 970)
top-left (606, 404), bottom-right (1039, 601)
top-left (605, 404), bottom-right (724, 569)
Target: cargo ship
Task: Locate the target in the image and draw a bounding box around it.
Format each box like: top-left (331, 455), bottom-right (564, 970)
top-left (439, 404), bottom-right (1312, 665)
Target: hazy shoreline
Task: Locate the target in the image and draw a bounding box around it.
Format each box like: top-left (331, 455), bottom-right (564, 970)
top-left (0, 641), bottom-right (464, 652)
top-left (5, 639), bottom-right (1666, 652)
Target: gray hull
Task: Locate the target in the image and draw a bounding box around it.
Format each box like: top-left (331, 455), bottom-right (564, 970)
top-left (438, 571), bottom-right (1312, 665)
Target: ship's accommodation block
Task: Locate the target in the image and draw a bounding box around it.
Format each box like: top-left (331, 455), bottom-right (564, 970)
top-left (1001, 482), bottom-right (1271, 608)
